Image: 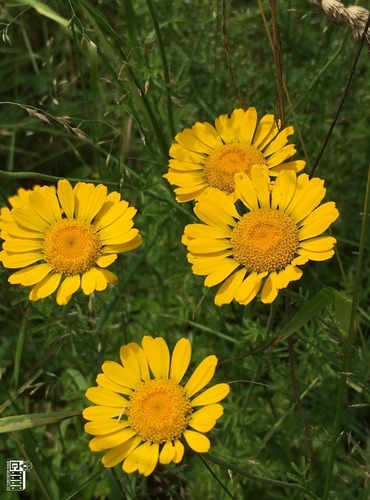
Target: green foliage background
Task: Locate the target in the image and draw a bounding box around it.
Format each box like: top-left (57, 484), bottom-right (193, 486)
top-left (0, 0), bottom-right (369, 498)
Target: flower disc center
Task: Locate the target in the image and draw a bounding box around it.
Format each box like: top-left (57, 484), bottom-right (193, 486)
top-left (43, 219), bottom-right (101, 275)
top-left (231, 208), bottom-right (299, 273)
top-left (204, 144), bottom-right (266, 193)
top-left (126, 379), bottom-right (192, 444)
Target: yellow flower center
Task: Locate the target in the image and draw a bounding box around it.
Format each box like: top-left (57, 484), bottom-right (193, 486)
top-left (43, 219), bottom-right (101, 275)
top-left (204, 144), bottom-right (266, 193)
top-left (126, 379), bottom-right (192, 444)
top-left (231, 208), bottom-right (299, 273)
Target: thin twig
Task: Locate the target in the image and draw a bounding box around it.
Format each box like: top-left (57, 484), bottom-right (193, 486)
top-left (269, 0), bottom-right (285, 128)
top-left (222, 0), bottom-right (244, 108)
top-left (310, 12), bottom-right (370, 177)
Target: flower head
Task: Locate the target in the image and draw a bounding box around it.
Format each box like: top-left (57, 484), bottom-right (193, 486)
top-left (182, 166), bottom-right (339, 306)
top-left (0, 180), bottom-right (142, 305)
top-left (83, 336), bottom-right (230, 476)
top-left (164, 107), bottom-right (305, 202)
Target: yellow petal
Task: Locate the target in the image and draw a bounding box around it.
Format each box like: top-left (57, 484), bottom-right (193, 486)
top-left (260, 271), bottom-right (279, 304)
top-left (269, 159), bottom-right (306, 175)
top-left (234, 172), bottom-right (259, 211)
top-left (96, 373), bottom-right (134, 396)
top-left (12, 206), bottom-right (49, 232)
top-left (163, 169), bottom-right (208, 189)
top-left (168, 159), bottom-right (206, 171)
top-left (159, 441), bottom-right (176, 464)
top-left (170, 338), bottom-right (192, 384)
top-left (184, 223), bottom-right (231, 239)
top-left (250, 164), bottom-right (270, 209)
top-left (252, 114), bottom-right (275, 148)
top-left (29, 272), bottom-right (61, 301)
top-left (187, 238), bottom-right (232, 254)
top-left (234, 272), bottom-right (264, 305)
top-left (94, 200), bottom-right (130, 230)
top-left (175, 127), bottom-right (214, 155)
top-left (169, 143), bottom-right (206, 164)
top-left (266, 144), bottom-right (296, 167)
top-left (191, 383), bottom-right (230, 407)
top-left (185, 355), bottom-right (217, 398)
top-left (126, 342), bottom-right (150, 381)
top-left (215, 112), bottom-right (237, 143)
top-left (183, 429), bottom-right (210, 453)
top-left (85, 386), bottom-right (128, 407)
top-left (96, 254), bottom-right (117, 268)
top-left (173, 184), bottom-right (209, 202)
top-left (38, 185), bottom-right (62, 221)
top-left (102, 233), bottom-right (142, 253)
top-left (74, 183), bottom-right (107, 222)
top-left (1, 251), bottom-right (43, 269)
top-left (214, 268), bottom-right (247, 305)
top-left (122, 441), bottom-right (159, 476)
top-left (232, 107), bottom-right (257, 144)
top-left (85, 418), bottom-right (130, 435)
top-left (89, 428), bottom-right (137, 451)
top-left (189, 404), bottom-right (224, 432)
top-left (102, 360), bottom-right (141, 390)
top-left (194, 193), bottom-right (239, 229)
top-left (82, 406), bottom-right (123, 421)
top-left (3, 238), bottom-right (43, 253)
top-left (8, 263), bottom-right (52, 285)
top-left (28, 190), bottom-right (60, 225)
top-left (287, 176), bottom-right (326, 223)
top-left (190, 254), bottom-right (236, 276)
top-left (297, 247), bottom-right (335, 261)
top-left (102, 437), bottom-right (141, 468)
top-left (173, 440), bottom-right (185, 463)
top-left (204, 259), bottom-right (240, 287)
top-left (192, 121), bottom-right (223, 150)
top-left (120, 344), bottom-right (142, 382)
top-left (142, 336), bottom-right (170, 379)
top-left (57, 179), bottom-right (75, 218)
top-left (56, 275), bottom-right (80, 305)
top-left (299, 236), bottom-right (337, 253)
top-left (271, 169), bottom-right (297, 211)
top-left (264, 126), bottom-right (294, 156)
top-left (299, 202), bottom-right (339, 239)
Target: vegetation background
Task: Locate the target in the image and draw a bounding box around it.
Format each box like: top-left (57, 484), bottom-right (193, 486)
top-left (0, 0), bottom-right (369, 498)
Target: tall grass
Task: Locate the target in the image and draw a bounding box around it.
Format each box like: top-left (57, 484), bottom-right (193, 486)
top-left (0, 0), bottom-right (369, 498)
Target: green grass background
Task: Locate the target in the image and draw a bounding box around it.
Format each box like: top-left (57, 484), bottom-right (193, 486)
top-left (0, 0), bottom-right (369, 498)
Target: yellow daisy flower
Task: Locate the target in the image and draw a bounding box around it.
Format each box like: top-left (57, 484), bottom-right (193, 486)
top-left (83, 336), bottom-right (230, 476)
top-left (164, 107), bottom-right (305, 202)
top-left (182, 166), bottom-right (339, 306)
top-left (0, 179), bottom-right (142, 305)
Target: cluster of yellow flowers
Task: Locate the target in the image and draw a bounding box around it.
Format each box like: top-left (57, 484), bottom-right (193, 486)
top-left (0, 107), bottom-right (339, 476)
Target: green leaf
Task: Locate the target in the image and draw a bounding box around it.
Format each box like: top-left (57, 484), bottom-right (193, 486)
top-left (17, 0), bottom-right (71, 28)
top-left (277, 288), bottom-right (336, 341)
top-left (334, 290), bottom-right (352, 339)
top-left (0, 410), bottom-right (80, 433)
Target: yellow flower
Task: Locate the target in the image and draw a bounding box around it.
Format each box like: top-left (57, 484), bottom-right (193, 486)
top-left (83, 336), bottom-right (230, 476)
top-left (164, 107), bottom-right (305, 202)
top-left (0, 180), bottom-right (142, 305)
top-left (182, 166), bottom-right (339, 306)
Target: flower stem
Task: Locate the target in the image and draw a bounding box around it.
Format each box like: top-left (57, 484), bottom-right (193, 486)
top-left (145, 0), bottom-right (175, 139)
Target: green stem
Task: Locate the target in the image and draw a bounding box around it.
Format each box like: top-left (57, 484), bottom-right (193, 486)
top-left (322, 164), bottom-right (370, 499)
top-left (145, 0), bottom-right (175, 139)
